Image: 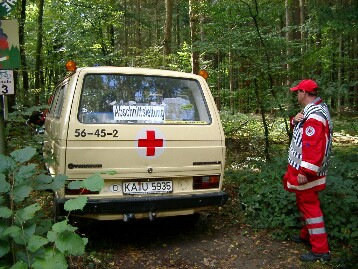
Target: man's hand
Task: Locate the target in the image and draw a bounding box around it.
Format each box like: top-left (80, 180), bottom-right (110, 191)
top-left (298, 173), bottom-right (308, 185)
top-left (293, 112), bottom-right (304, 124)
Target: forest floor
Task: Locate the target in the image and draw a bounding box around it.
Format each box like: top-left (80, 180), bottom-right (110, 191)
top-left (68, 183), bottom-right (335, 269)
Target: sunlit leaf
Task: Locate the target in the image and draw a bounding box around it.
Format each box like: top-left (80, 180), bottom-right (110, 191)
top-left (15, 164), bottom-right (37, 184)
top-left (55, 230), bottom-right (86, 255)
top-left (11, 185), bottom-right (32, 203)
top-left (51, 220), bottom-right (76, 234)
top-left (47, 230), bottom-right (56, 243)
top-left (16, 203), bottom-right (41, 222)
top-left (0, 155), bottom-right (16, 173)
top-left (10, 147), bottom-right (36, 163)
top-left (34, 174), bottom-right (53, 184)
top-left (83, 174), bottom-right (104, 192)
top-left (68, 180), bottom-right (82, 189)
top-left (64, 196), bottom-right (87, 212)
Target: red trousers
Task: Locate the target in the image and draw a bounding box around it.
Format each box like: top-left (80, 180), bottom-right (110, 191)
top-left (296, 191), bottom-right (329, 253)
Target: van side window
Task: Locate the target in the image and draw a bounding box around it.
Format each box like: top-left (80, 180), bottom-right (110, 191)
top-left (78, 74), bottom-right (211, 125)
top-left (49, 83), bottom-right (68, 117)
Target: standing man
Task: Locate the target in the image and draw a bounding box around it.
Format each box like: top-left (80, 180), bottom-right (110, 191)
top-left (283, 79), bottom-right (333, 262)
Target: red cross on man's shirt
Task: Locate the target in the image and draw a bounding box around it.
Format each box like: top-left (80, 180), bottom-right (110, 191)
top-left (138, 130), bottom-right (164, 156)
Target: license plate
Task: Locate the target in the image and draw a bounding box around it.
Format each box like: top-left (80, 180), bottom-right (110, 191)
top-left (122, 180), bottom-right (173, 195)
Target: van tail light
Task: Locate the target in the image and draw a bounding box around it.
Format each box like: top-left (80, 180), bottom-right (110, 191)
top-left (65, 187), bottom-right (99, 195)
top-left (193, 175), bottom-right (220, 189)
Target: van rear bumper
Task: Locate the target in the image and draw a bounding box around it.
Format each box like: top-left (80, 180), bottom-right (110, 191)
top-left (55, 191), bottom-right (228, 216)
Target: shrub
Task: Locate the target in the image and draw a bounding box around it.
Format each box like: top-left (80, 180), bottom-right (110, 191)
top-left (236, 155), bottom-right (298, 232)
top-left (0, 147), bottom-right (104, 268)
top-left (321, 150), bottom-right (358, 252)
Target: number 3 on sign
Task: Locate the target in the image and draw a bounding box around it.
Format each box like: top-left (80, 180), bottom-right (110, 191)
top-left (0, 70), bottom-right (14, 95)
top-left (1, 85), bottom-right (8, 94)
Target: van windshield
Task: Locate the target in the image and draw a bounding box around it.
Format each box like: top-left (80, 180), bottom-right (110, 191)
top-left (78, 74), bottom-right (211, 124)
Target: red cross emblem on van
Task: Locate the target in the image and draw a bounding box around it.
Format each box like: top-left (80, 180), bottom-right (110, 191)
top-left (138, 130), bottom-right (164, 156)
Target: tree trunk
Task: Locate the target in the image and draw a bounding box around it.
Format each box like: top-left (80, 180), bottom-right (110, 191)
top-left (163, 0), bottom-right (174, 55)
top-left (285, 0), bottom-right (293, 85)
top-left (175, 1), bottom-right (180, 50)
top-left (135, 0), bottom-right (141, 52)
top-left (34, 0), bottom-right (45, 105)
top-left (229, 51), bottom-right (234, 113)
top-left (352, 33), bottom-right (358, 110)
top-left (123, 0), bottom-right (128, 57)
top-left (254, 79), bottom-right (270, 161)
top-left (155, 0), bottom-right (161, 46)
top-left (214, 52), bottom-right (221, 110)
top-left (299, 0), bottom-right (306, 51)
top-left (189, 0), bottom-right (200, 74)
top-left (19, 0), bottom-right (29, 99)
top-left (108, 24), bottom-right (115, 65)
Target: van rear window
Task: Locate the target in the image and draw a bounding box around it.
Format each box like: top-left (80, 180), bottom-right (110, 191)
top-left (78, 74), bottom-right (211, 124)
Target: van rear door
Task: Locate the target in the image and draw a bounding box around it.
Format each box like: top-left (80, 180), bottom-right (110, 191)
top-left (64, 68), bottom-right (225, 197)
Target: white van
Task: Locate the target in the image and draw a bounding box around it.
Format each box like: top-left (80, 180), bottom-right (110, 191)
top-left (44, 62), bottom-right (228, 221)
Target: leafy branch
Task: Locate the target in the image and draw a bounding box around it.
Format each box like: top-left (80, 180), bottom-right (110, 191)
top-left (0, 147), bottom-right (104, 268)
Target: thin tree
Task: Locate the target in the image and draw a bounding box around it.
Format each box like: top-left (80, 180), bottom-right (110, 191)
top-left (135, 0), bottom-right (142, 52)
top-left (241, 0), bottom-right (292, 159)
top-left (189, 0), bottom-right (200, 74)
top-left (34, 0), bottom-right (45, 105)
top-left (163, 0), bottom-right (174, 55)
top-left (19, 0), bottom-right (29, 97)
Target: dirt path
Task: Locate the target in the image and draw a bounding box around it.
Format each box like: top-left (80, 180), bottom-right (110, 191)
top-left (69, 203), bottom-right (332, 269)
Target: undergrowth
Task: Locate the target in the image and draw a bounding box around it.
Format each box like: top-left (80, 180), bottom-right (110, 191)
top-left (225, 143), bottom-right (358, 268)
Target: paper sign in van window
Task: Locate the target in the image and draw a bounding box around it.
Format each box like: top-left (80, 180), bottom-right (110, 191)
top-left (113, 105), bottom-right (165, 122)
top-left (164, 120), bottom-right (207, 124)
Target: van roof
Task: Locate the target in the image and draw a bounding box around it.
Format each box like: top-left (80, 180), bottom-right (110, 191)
top-left (74, 67), bottom-right (202, 79)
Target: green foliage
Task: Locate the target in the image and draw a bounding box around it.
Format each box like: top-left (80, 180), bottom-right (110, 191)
top-left (220, 110), bottom-right (255, 139)
top-left (221, 110), bottom-right (290, 143)
top-left (6, 106), bottom-right (48, 153)
top-left (321, 150), bottom-right (358, 251)
top-left (235, 155), bottom-right (298, 231)
top-left (0, 147), bottom-right (102, 268)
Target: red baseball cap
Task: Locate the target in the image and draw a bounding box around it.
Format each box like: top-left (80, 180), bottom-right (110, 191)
top-left (290, 79), bottom-right (318, 92)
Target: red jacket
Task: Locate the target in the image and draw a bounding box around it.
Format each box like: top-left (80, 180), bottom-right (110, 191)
top-left (284, 97), bottom-right (333, 193)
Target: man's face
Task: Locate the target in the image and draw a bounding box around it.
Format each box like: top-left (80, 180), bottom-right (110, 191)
top-left (297, 90), bottom-right (305, 105)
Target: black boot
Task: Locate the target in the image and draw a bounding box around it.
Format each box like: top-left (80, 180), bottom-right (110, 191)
top-left (300, 252), bottom-right (331, 262)
top-left (290, 234), bottom-right (310, 245)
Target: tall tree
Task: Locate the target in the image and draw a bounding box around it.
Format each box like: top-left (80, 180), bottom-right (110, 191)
top-left (34, 0), bottom-right (45, 105)
top-left (163, 0), bottom-right (174, 55)
top-left (189, 0), bottom-right (200, 74)
top-left (19, 0), bottom-right (29, 98)
top-left (135, 0), bottom-right (142, 52)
